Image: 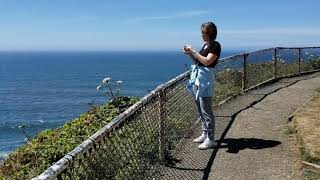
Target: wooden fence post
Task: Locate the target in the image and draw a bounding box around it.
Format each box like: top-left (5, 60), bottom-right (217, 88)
top-left (242, 53), bottom-right (248, 92)
top-left (297, 48), bottom-right (301, 74)
top-left (273, 48), bottom-right (278, 79)
top-left (158, 90), bottom-right (167, 161)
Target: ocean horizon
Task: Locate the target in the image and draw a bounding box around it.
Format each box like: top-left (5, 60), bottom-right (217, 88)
top-left (0, 50), bottom-right (242, 159)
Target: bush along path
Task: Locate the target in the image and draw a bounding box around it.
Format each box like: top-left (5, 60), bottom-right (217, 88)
top-left (0, 96), bottom-right (139, 179)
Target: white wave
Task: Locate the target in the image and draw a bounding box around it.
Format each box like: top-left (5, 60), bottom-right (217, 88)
top-left (37, 120), bottom-right (44, 123)
top-left (0, 151), bottom-right (9, 159)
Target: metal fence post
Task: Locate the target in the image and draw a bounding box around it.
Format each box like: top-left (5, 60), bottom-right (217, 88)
top-left (273, 48), bottom-right (278, 79)
top-left (297, 48), bottom-right (301, 74)
top-left (158, 89), bottom-right (167, 161)
top-left (242, 53), bottom-right (248, 92)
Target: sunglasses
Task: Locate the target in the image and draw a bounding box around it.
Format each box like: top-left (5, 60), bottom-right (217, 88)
top-left (201, 30), bottom-right (209, 35)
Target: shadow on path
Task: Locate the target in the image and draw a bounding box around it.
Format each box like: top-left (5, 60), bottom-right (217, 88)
top-left (218, 138), bottom-right (281, 154)
top-left (202, 78), bottom-right (305, 180)
top-left (160, 74), bottom-right (319, 180)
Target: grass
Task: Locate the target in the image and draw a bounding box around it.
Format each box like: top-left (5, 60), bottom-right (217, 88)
top-left (289, 88), bottom-right (320, 178)
top-left (283, 124), bottom-right (297, 135)
top-left (305, 170), bottom-right (320, 180)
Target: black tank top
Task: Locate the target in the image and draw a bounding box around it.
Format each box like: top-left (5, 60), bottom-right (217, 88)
top-left (197, 41), bottom-right (221, 68)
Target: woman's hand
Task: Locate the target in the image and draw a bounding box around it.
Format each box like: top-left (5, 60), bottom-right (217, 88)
top-left (182, 47), bottom-right (189, 54)
top-left (183, 45), bottom-right (193, 54)
top-left (183, 44), bottom-right (198, 63)
top-left (183, 44), bottom-right (197, 57)
top-left (182, 44), bottom-right (195, 55)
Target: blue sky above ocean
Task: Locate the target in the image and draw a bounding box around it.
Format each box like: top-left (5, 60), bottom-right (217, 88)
top-left (0, 0), bottom-right (320, 51)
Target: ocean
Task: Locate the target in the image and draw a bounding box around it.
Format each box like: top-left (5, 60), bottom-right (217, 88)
top-left (0, 50), bottom-right (240, 159)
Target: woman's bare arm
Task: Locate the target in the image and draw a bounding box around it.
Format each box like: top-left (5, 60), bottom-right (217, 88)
top-left (192, 51), bottom-right (218, 66)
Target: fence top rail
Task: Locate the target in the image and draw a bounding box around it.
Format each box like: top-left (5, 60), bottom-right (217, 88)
top-left (277, 46), bottom-right (320, 49)
top-left (88, 45), bottom-right (320, 139)
top-left (33, 45), bottom-right (319, 179)
top-left (89, 69), bottom-right (191, 143)
top-left (32, 69), bottom-right (190, 180)
top-left (220, 46), bottom-right (320, 63)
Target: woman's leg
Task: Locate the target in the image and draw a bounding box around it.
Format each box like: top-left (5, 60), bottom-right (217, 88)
top-left (198, 96), bottom-right (215, 141)
top-left (194, 98), bottom-right (206, 130)
top-left (198, 96), bottom-right (216, 149)
top-left (193, 86), bottom-right (207, 143)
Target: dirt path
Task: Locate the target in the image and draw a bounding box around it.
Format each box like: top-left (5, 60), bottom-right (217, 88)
top-left (209, 72), bottom-right (320, 180)
top-left (160, 71), bottom-right (320, 180)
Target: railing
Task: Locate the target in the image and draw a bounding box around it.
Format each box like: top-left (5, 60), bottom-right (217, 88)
top-left (33, 47), bottom-right (320, 179)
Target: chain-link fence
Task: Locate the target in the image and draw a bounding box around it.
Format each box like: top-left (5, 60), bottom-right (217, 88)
top-left (33, 47), bottom-right (320, 180)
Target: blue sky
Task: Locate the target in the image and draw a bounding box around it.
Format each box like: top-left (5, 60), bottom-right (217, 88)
top-left (0, 0), bottom-right (320, 51)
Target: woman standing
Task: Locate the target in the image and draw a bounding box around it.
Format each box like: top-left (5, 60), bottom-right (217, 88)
top-left (183, 21), bottom-right (221, 150)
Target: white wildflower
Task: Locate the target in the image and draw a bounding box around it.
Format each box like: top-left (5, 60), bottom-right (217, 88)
top-left (279, 59), bottom-right (285, 63)
top-left (102, 77), bottom-right (111, 84)
top-left (18, 125), bottom-right (26, 129)
top-left (116, 80), bottom-right (123, 84)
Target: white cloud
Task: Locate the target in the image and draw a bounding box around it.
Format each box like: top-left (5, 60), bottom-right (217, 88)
top-left (126, 10), bottom-right (209, 23)
top-left (219, 27), bottom-right (320, 49)
top-left (221, 28), bottom-right (320, 36)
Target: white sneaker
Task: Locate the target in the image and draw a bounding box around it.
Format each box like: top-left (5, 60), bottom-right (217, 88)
top-left (198, 138), bottom-right (216, 150)
top-left (193, 133), bottom-right (206, 143)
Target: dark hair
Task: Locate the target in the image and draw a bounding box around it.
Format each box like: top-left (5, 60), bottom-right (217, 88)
top-left (201, 21), bottom-right (217, 41)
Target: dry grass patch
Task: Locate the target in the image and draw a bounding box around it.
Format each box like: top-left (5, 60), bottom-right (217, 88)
top-left (290, 89), bottom-right (320, 179)
top-left (292, 90), bottom-right (320, 164)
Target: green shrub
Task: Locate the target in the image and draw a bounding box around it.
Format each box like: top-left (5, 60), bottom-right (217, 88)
top-left (215, 68), bottom-right (242, 103)
top-left (0, 96), bottom-right (139, 179)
